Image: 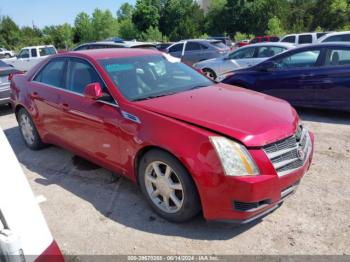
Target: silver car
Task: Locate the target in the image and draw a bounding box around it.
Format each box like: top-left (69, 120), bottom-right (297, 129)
top-left (194, 42), bottom-right (295, 80)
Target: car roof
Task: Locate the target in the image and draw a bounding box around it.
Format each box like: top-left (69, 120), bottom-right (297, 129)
top-left (241, 42), bottom-right (295, 48)
top-left (58, 48), bottom-right (161, 60)
top-left (21, 45), bottom-right (55, 49)
top-left (317, 31), bottom-right (350, 41)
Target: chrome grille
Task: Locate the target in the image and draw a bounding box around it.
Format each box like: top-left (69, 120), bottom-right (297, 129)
top-left (263, 126), bottom-right (312, 177)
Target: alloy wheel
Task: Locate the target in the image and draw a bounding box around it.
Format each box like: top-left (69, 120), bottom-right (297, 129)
top-left (144, 161), bottom-right (184, 213)
top-left (20, 114), bottom-right (35, 145)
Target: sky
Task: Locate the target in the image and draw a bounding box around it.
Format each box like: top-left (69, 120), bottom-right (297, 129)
top-left (1, 0), bottom-right (136, 28)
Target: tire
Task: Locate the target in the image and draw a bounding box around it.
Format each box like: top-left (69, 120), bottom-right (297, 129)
top-left (18, 108), bottom-right (45, 150)
top-left (202, 68), bottom-right (217, 80)
top-left (138, 149), bottom-right (201, 222)
top-left (4, 54), bottom-right (10, 58)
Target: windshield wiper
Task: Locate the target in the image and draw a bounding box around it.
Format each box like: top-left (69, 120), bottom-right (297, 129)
top-left (187, 84), bottom-right (211, 91)
top-left (132, 92), bottom-right (177, 102)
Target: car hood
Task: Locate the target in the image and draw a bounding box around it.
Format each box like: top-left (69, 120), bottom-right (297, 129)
top-left (135, 84), bottom-right (299, 147)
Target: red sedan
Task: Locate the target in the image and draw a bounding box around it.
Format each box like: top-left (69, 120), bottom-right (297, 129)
top-left (10, 49), bottom-right (314, 223)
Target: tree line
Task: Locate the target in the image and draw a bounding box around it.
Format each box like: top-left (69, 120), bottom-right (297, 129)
top-left (1, 0), bottom-right (350, 51)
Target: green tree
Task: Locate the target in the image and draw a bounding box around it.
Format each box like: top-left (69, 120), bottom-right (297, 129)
top-left (160, 0), bottom-right (205, 41)
top-left (0, 16), bottom-right (21, 50)
top-left (266, 16), bottom-right (285, 36)
top-left (74, 12), bottom-right (93, 43)
top-left (91, 9), bottom-right (118, 40)
top-left (205, 0), bottom-right (227, 36)
top-left (141, 26), bottom-right (164, 41)
top-left (132, 0), bottom-right (160, 32)
top-left (119, 18), bottom-right (139, 40)
top-left (59, 23), bottom-right (73, 49)
top-left (234, 31), bottom-right (254, 42)
top-left (20, 26), bottom-right (43, 47)
top-left (117, 3), bottom-right (134, 20)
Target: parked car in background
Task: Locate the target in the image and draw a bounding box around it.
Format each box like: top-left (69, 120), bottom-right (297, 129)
top-left (208, 36), bottom-right (233, 48)
top-left (222, 43), bottom-right (350, 112)
top-left (166, 39), bottom-right (230, 64)
top-left (194, 42), bottom-right (294, 80)
top-left (0, 60), bottom-right (21, 106)
top-left (280, 32), bottom-right (328, 45)
top-left (6, 45), bottom-right (57, 72)
top-left (0, 48), bottom-right (15, 58)
top-left (236, 39), bottom-right (250, 47)
top-left (73, 40), bottom-right (156, 51)
top-left (317, 31), bottom-right (350, 43)
top-left (250, 36), bottom-right (280, 44)
top-left (156, 42), bottom-right (173, 52)
top-left (11, 49), bottom-right (313, 223)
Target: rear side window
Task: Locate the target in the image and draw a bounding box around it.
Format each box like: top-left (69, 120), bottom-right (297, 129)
top-left (229, 47), bottom-right (255, 59)
top-left (257, 46), bottom-right (285, 58)
top-left (324, 49), bottom-right (350, 66)
top-left (281, 36), bottom-right (296, 43)
top-left (39, 47), bottom-right (56, 56)
top-left (18, 49), bottom-right (29, 59)
top-left (33, 59), bottom-right (66, 88)
top-left (275, 50), bottom-right (321, 69)
top-left (169, 44), bottom-right (184, 53)
top-left (210, 41), bottom-right (227, 49)
top-left (250, 38), bottom-right (259, 44)
top-left (298, 35), bottom-right (313, 44)
top-left (262, 37), bottom-right (268, 42)
top-left (316, 33), bottom-right (327, 39)
top-left (323, 34), bottom-right (350, 42)
top-left (270, 36), bottom-right (280, 42)
top-left (31, 49), bottom-right (38, 57)
top-left (185, 42), bottom-right (201, 51)
top-left (67, 59), bottom-right (105, 94)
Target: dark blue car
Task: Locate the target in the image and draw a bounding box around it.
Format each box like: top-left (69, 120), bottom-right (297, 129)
top-left (222, 43), bottom-right (350, 111)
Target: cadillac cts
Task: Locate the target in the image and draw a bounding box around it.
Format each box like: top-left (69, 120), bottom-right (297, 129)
top-left (10, 49), bottom-right (314, 223)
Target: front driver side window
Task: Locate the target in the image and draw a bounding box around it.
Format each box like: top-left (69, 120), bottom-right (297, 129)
top-left (67, 59), bottom-right (106, 94)
top-left (229, 47), bottom-right (255, 59)
top-left (18, 49), bottom-right (30, 59)
top-left (274, 50), bottom-right (321, 69)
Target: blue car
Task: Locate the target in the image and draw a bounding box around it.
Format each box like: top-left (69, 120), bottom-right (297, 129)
top-left (222, 43), bottom-right (350, 111)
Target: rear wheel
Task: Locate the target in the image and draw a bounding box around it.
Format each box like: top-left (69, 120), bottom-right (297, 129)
top-left (4, 54), bottom-right (10, 58)
top-left (138, 150), bottom-right (201, 222)
top-left (202, 68), bottom-right (217, 80)
top-left (18, 108), bottom-right (45, 150)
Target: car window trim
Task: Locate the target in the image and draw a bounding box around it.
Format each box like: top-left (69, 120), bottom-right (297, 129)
top-left (321, 47), bottom-right (350, 68)
top-left (32, 57), bottom-right (68, 89)
top-left (31, 56), bottom-right (119, 108)
top-left (66, 57), bottom-right (119, 107)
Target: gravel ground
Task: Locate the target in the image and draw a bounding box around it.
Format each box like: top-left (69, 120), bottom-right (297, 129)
top-left (0, 104), bottom-right (349, 256)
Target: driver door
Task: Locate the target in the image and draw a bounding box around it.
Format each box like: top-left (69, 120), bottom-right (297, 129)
top-left (222, 47), bottom-right (256, 73)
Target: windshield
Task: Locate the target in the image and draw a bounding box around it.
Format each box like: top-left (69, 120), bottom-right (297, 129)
top-left (99, 54), bottom-right (213, 101)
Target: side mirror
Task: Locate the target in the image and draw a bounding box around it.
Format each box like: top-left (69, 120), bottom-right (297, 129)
top-left (84, 82), bottom-right (103, 100)
top-left (257, 61), bottom-right (276, 72)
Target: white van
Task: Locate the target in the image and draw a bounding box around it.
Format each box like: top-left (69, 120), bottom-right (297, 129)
top-left (6, 45), bottom-right (57, 72)
top-left (280, 32), bottom-right (328, 45)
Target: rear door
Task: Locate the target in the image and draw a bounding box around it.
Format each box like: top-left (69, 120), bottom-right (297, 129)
top-left (167, 43), bottom-right (184, 59)
top-left (313, 47), bottom-right (350, 110)
top-left (56, 57), bottom-right (124, 171)
top-left (30, 58), bottom-right (68, 141)
top-left (254, 48), bottom-right (323, 105)
top-left (183, 42), bottom-right (203, 64)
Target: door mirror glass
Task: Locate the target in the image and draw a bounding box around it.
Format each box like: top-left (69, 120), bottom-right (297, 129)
top-left (84, 82), bottom-right (103, 100)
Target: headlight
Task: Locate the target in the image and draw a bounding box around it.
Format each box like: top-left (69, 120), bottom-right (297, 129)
top-left (209, 136), bottom-right (259, 177)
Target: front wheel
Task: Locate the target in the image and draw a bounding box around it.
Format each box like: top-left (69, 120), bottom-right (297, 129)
top-left (138, 150), bottom-right (201, 222)
top-left (4, 54), bottom-right (10, 58)
top-left (18, 108), bottom-right (45, 150)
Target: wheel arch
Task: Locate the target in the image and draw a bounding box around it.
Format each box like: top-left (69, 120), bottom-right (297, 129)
top-left (133, 145), bottom-right (202, 205)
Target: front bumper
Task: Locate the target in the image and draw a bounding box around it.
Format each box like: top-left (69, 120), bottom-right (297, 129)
top-left (198, 132), bottom-right (314, 223)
